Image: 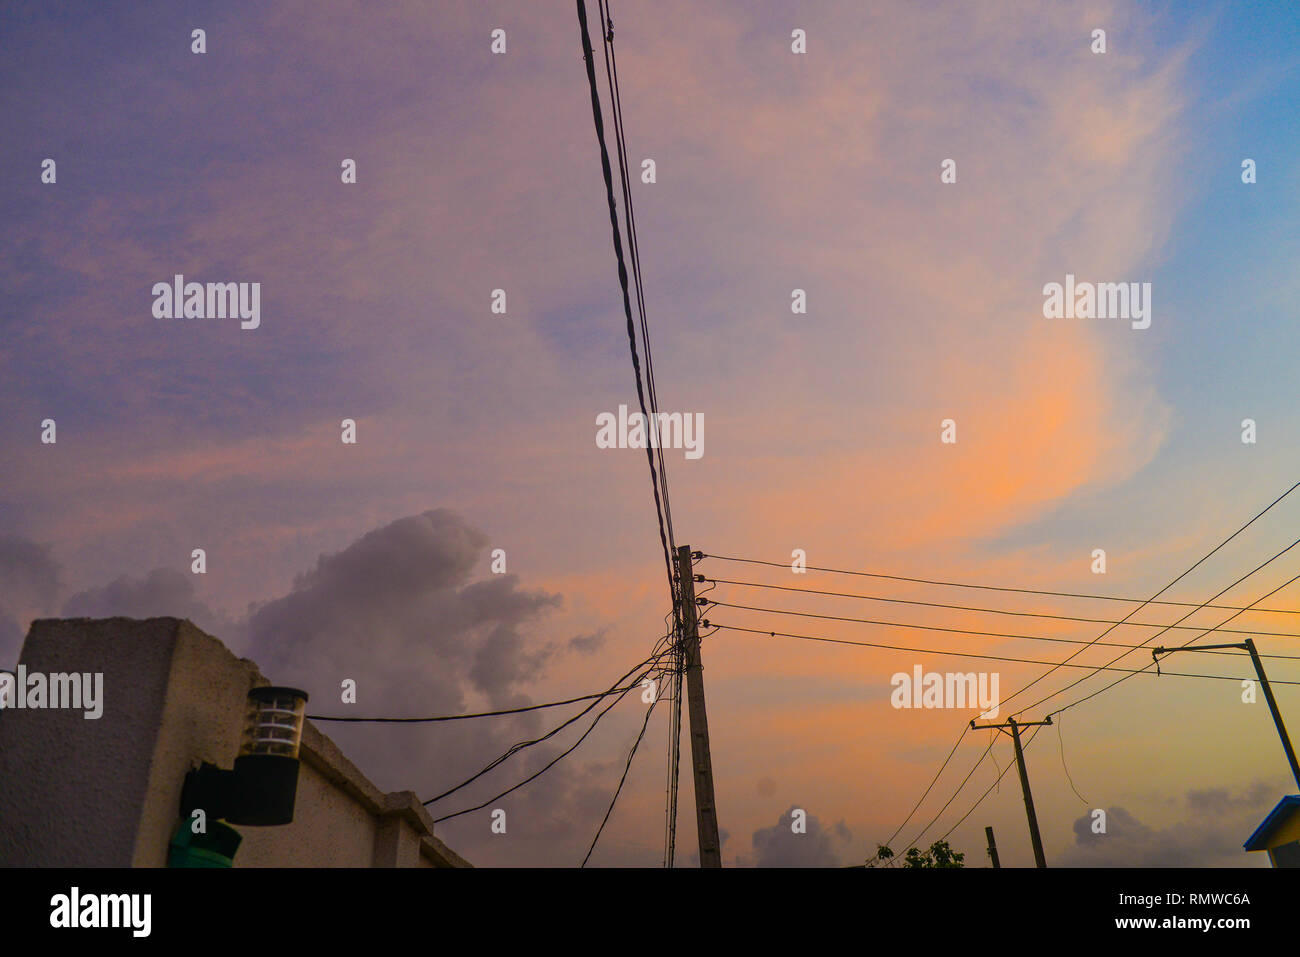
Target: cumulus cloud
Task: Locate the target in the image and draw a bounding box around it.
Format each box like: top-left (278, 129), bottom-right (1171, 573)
top-left (0, 0), bottom-right (1227, 868)
top-left (6, 509), bottom-right (652, 864)
top-left (238, 508), bottom-right (644, 865)
top-left (749, 806), bottom-right (852, 867)
top-left (245, 509), bottom-right (561, 707)
top-left (1059, 782), bottom-right (1281, 867)
top-left (0, 535), bottom-right (62, 610)
top-left (0, 613), bottom-right (21, 669)
top-left (0, 535), bottom-right (63, 665)
top-left (62, 566), bottom-right (229, 637)
top-left (568, 628), bottom-right (608, 656)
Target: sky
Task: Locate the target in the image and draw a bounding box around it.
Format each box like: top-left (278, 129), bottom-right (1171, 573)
top-left (2, 0), bottom-right (1300, 867)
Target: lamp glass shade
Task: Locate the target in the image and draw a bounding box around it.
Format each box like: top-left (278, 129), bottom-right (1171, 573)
top-left (239, 686), bottom-right (309, 759)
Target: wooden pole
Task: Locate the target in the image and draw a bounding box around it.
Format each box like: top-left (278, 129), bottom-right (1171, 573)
top-left (678, 545), bottom-right (721, 867)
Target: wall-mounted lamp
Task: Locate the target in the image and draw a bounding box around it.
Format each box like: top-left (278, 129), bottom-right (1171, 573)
top-left (179, 686), bottom-right (310, 829)
top-left (233, 686), bottom-right (309, 825)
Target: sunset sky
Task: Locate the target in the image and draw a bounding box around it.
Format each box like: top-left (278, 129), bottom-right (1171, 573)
top-left (3, 0), bottom-right (1300, 866)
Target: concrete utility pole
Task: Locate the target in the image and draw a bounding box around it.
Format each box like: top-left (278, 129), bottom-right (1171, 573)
top-left (970, 716), bottom-right (1052, 868)
top-left (1153, 638), bottom-right (1300, 790)
top-left (677, 545), bottom-right (722, 867)
top-left (985, 825), bottom-right (1001, 869)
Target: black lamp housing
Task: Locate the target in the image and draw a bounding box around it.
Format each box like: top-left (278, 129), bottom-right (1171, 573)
top-left (180, 686), bottom-right (310, 827)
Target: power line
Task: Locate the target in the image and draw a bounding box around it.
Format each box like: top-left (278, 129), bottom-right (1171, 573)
top-left (917, 576), bottom-right (1300, 858)
top-left (582, 684), bottom-right (661, 866)
top-left (997, 484), bottom-right (1300, 716)
top-left (904, 498), bottom-right (1300, 852)
top-left (1055, 714), bottom-right (1090, 805)
top-left (717, 475), bottom-right (1300, 863)
top-left (596, 0), bottom-right (676, 563)
top-left (429, 636), bottom-right (679, 825)
top-left (868, 724), bottom-right (969, 865)
top-left (699, 554), bottom-right (1300, 615)
top-left (893, 481), bottom-right (1300, 857)
top-left (579, 0), bottom-right (686, 869)
top-left (1010, 541), bottom-right (1300, 718)
top-left (663, 608), bottom-right (684, 867)
top-left (599, 0), bottom-right (688, 867)
top-left (422, 643), bottom-right (673, 808)
top-left (709, 622), bottom-right (1300, 684)
top-left (307, 686), bottom-right (645, 723)
top-left (432, 674), bottom-right (642, 824)
top-left (900, 725), bottom-right (1045, 861)
top-left (887, 734), bottom-right (997, 865)
top-left (1035, 566), bottom-right (1300, 720)
top-left (703, 578), bottom-right (1300, 637)
top-left (713, 606), bottom-right (1297, 848)
top-left (728, 485), bottom-right (1300, 864)
top-left (939, 725), bottom-right (1045, 844)
top-left (704, 599), bottom-right (1300, 658)
top-left (576, 0), bottom-right (676, 599)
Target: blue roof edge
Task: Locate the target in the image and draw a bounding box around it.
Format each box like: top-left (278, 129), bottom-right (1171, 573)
top-left (1243, 795), bottom-right (1300, 851)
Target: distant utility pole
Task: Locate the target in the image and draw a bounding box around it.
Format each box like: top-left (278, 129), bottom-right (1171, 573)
top-left (970, 716), bottom-right (1052, 868)
top-left (677, 545), bottom-right (722, 867)
top-left (1153, 638), bottom-right (1300, 790)
top-left (985, 825), bottom-right (1001, 869)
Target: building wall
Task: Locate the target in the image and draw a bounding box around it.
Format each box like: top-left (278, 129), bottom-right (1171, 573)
top-left (0, 617), bottom-right (179, 866)
top-left (234, 759), bottom-right (381, 867)
top-left (1266, 812), bottom-right (1300, 868)
top-left (0, 617), bottom-right (468, 868)
top-left (131, 619), bottom-right (260, 867)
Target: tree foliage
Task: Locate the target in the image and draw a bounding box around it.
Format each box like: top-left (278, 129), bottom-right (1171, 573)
top-left (869, 839), bottom-right (965, 868)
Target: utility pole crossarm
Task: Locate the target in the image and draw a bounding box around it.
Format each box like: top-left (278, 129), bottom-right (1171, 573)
top-left (1152, 642), bottom-right (1246, 655)
top-left (970, 717), bottom-right (1053, 731)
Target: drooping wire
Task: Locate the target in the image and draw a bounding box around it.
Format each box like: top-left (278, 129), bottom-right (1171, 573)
top-left (1056, 713), bottom-right (1090, 805)
top-left (582, 684), bottom-right (662, 866)
top-left (432, 675), bottom-right (643, 824)
top-left (422, 642), bottom-right (673, 808)
top-left (939, 725), bottom-right (1045, 843)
